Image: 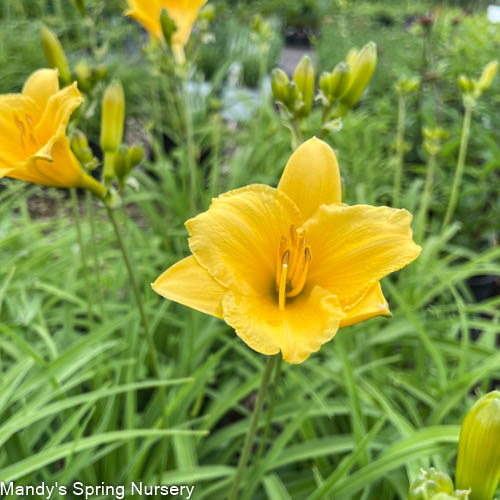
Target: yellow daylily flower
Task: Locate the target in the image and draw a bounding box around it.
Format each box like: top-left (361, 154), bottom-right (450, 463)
top-left (153, 138), bottom-right (421, 364)
top-left (125, 0), bottom-right (207, 58)
top-left (0, 69), bottom-right (105, 197)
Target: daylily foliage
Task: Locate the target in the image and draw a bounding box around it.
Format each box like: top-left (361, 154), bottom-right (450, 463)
top-left (153, 138), bottom-right (421, 363)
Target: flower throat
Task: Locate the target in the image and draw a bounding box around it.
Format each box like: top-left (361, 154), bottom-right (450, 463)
top-left (276, 225), bottom-right (311, 311)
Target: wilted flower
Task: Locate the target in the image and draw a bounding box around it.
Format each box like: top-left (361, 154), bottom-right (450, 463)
top-left (153, 138), bottom-right (421, 363)
top-left (0, 69), bottom-right (105, 198)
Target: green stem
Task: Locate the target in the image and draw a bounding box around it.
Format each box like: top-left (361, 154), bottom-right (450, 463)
top-left (392, 93), bottom-right (406, 208)
top-left (289, 119), bottom-right (304, 150)
top-left (181, 71), bottom-right (197, 212)
top-left (416, 152), bottom-right (437, 243)
top-left (85, 191), bottom-right (105, 320)
top-left (70, 189), bottom-right (93, 327)
top-left (105, 205), bottom-right (161, 380)
top-left (228, 355), bottom-right (277, 500)
top-left (441, 101), bottom-right (473, 232)
top-left (254, 356), bottom-right (282, 463)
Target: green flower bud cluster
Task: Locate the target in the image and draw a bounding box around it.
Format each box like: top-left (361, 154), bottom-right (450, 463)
top-left (458, 60), bottom-right (498, 101)
top-left (70, 130), bottom-right (98, 172)
top-left (113, 144), bottom-right (145, 191)
top-left (395, 76), bottom-right (420, 95)
top-left (409, 468), bottom-right (469, 500)
top-left (271, 41), bottom-right (377, 130)
top-left (271, 55), bottom-right (315, 119)
top-left (422, 127), bottom-right (449, 156)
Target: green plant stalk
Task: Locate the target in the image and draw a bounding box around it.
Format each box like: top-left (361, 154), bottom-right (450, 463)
top-left (70, 188), bottom-right (93, 327)
top-left (228, 355), bottom-right (277, 500)
top-left (85, 191), bottom-right (104, 320)
top-left (254, 356), bottom-right (282, 463)
top-left (392, 93), bottom-right (406, 207)
top-left (416, 152), bottom-right (437, 242)
top-left (105, 205), bottom-right (161, 380)
top-left (442, 101), bottom-right (473, 231)
top-left (181, 72), bottom-right (198, 212)
top-left (290, 118), bottom-right (304, 150)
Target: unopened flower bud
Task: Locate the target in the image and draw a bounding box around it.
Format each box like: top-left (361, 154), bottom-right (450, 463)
top-left (478, 60), bottom-right (498, 92)
top-left (457, 75), bottom-right (473, 93)
top-left (199, 4), bottom-right (215, 23)
top-left (160, 8), bottom-right (178, 46)
top-left (293, 55), bottom-right (315, 116)
top-left (271, 68), bottom-right (290, 104)
top-left (409, 468), bottom-right (455, 500)
top-left (70, 130), bottom-right (94, 166)
top-left (319, 72), bottom-right (332, 97)
top-left (100, 81), bottom-right (125, 153)
top-left (128, 145), bottom-right (145, 171)
top-left (346, 48), bottom-right (358, 70)
top-left (456, 391), bottom-right (500, 500)
top-left (339, 41), bottom-right (377, 113)
top-left (75, 59), bottom-right (92, 92)
top-left (330, 62), bottom-right (351, 98)
top-left (41, 25), bottom-right (72, 86)
top-left (114, 146), bottom-right (129, 184)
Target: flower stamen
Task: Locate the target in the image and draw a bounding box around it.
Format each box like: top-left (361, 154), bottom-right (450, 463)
top-left (276, 226), bottom-right (311, 309)
top-left (278, 250), bottom-right (290, 311)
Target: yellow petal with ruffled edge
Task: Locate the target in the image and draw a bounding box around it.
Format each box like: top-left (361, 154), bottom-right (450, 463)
top-left (303, 204), bottom-right (421, 311)
top-left (339, 281), bottom-right (390, 328)
top-left (22, 68), bottom-right (59, 114)
top-left (222, 285), bottom-right (344, 364)
top-left (278, 137), bottom-right (342, 220)
top-left (152, 255), bottom-right (226, 319)
top-left (35, 83), bottom-right (83, 145)
top-left (186, 184), bottom-right (302, 296)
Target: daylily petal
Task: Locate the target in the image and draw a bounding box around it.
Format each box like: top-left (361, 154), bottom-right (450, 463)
top-left (303, 204), bottom-right (421, 310)
top-left (339, 281), bottom-right (390, 328)
top-left (186, 185), bottom-right (302, 296)
top-left (22, 68), bottom-right (59, 115)
top-left (164, 0), bottom-right (207, 48)
top-left (278, 137), bottom-right (342, 220)
top-left (0, 167), bottom-right (12, 179)
top-left (9, 136), bottom-right (84, 188)
top-left (126, 8), bottom-right (162, 40)
top-left (152, 255), bottom-right (226, 319)
top-left (222, 285), bottom-right (345, 364)
top-left (0, 94), bottom-right (42, 163)
top-left (35, 83), bottom-right (83, 145)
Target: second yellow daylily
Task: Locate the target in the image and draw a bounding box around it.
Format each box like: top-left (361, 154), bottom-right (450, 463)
top-left (153, 138), bottom-right (421, 364)
top-left (126, 0), bottom-right (207, 59)
top-left (0, 69), bottom-right (104, 197)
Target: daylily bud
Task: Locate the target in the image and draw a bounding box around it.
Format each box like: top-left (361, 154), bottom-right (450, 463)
top-left (73, 0), bottom-right (86, 17)
top-left (457, 75), bottom-right (473, 93)
top-left (70, 130), bottom-right (94, 166)
top-left (271, 68), bottom-right (290, 104)
top-left (293, 55), bottom-right (315, 116)
top-left (40, 25), bottom-right (72, 86)
top-left (339, 41), bottom-right (377, 112)
top-left (114, 146), bottom-right (129, 184)
top-left (478, 60), bottom-right (498, 92)
top-left (346, 48), bottom-right (358, 70)
top-left (409, 468), bottom-right (455, 500)
top-left (160, 8), bottom-right (178, 46)
top-left (319, 72), bottom-right (331, 97)
top-left (74, 59), bottom-right (92, 92)
top-left (330, 62), bottom-right (351, 98)
top-left (128, 144), bottom-right (145, 171)
top-left (100, 81), bottom-right (125, 154)
top-left (397, 76), bottom-right (420, 94)
top-left (456, 391), bottom-right (500, 500)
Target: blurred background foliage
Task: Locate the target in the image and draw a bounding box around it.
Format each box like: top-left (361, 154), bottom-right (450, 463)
top-left (0, 0), bottom-right (499, 499)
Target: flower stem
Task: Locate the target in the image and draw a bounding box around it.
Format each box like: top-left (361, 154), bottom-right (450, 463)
top-left (416, 152), bottom-right (436, 243)
top-left (181, 71), bottom-right (197, 212)
top-left (105, 205), bottom-right (161, 380)
top-left (290, 119), bottom-right (304, 150)
top-left (392, 93), bottom-right (406, 207)
top-left (85, 191), bottom-right (105, 320)
top-left (70, 188), bottom-right (93, 327)
top-left (441, 101), bottom-right (473, 232)
top-left (228, 355), bottom-right (277, 500)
